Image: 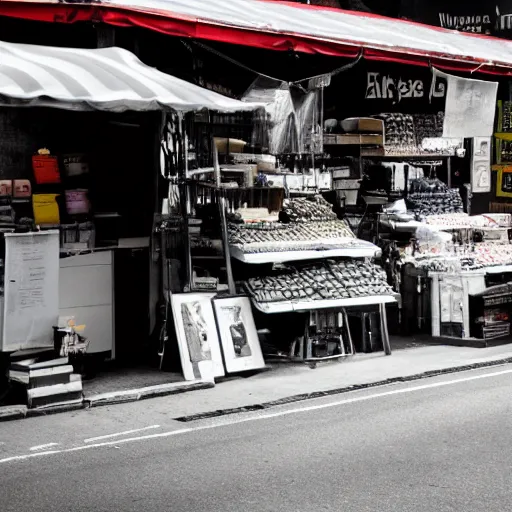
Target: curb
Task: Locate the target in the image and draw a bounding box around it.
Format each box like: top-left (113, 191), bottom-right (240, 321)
top-left (0, 405), bottom-right (27, 422)
top-left (173, 356), bottom-right (512, 422)
top-left (84, 380), bottom-right (215, 408)
top-left (0, 380), bottom-right (214, 422)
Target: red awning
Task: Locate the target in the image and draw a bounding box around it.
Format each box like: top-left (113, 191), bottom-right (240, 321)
top-left (1, 0), bottom-right (512, 75)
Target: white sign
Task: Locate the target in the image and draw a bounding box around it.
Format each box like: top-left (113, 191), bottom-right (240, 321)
top-left (435, 70), bottom-right (498, 138)
top-left (1, 231), bottom-right (59, 352)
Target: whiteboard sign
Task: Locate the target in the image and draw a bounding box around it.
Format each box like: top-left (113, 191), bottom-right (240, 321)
top-left (1, 231), bottom-right (59, 352)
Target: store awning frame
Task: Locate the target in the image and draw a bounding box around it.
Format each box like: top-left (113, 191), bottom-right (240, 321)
top-left (1, 0), bottom-right (512, 75)
top-left (0, 39), bottom-right (263, 113)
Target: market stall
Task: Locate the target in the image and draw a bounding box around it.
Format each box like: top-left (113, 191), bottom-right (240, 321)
top-left (0, 39), bottom-right (263, 407)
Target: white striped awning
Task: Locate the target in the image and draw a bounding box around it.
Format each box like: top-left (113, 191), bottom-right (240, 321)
top-left (0, 39), bottom-right (262, 112)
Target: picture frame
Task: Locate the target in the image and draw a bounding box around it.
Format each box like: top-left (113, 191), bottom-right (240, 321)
top-left (171, 293), bottom-right (225, 381)
top-left (212, 295), bottom-right (265, 374)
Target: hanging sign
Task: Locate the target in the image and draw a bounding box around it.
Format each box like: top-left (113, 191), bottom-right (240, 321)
top-left (433, 69), bottom-right (498, 138)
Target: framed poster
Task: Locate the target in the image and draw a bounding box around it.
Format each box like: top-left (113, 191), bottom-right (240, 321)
top-left (496, 166), bottom-right (512, 198)
top-left (2, 231), bottom-right (59, 352)
top-left (171, 293), bottom-right (224, 381)
top-left (212, 296), bottom-right (265, 374)
top-left (471, 138), bottom-right (492, 194)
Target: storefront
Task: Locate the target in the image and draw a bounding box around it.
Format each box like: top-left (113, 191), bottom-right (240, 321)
top-left (0, 40), bottom-right (261, 407)
top-left (2, 1), bottom-right (512, 408)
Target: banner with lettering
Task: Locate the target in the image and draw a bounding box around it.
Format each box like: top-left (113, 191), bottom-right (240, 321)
top-left (324, 61), bottom-right (447, 120)
top-left (399, 0), bottom-right (512, 38)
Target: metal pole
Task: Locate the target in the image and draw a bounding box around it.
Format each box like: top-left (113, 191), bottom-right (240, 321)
top-left (218, 190), bottom-right (236, 294)
top-left (213, 140), bottom-right (236, 294)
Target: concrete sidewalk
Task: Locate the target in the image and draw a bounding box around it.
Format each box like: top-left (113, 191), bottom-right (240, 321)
top-left (2, 343), bottom-right (512, 422)
top-left (164, 343), bottom-right (512, 420)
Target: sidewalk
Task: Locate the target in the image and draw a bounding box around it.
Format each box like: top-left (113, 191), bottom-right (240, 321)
top-left (2, 342), bottom-right (512, 422)
top-left (164, 343), bottom-right (512, 420)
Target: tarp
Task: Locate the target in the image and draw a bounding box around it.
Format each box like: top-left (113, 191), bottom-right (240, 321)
top-left (1, 0), bottom-right (512, 74)
top-left (0, 39), bottom-right (262, 112)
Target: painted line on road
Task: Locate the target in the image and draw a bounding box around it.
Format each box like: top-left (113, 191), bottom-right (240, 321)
top-left (29, 443), bottom-right (59, 451)
top-left (2, 367), bottom-right (512, 464)
top-left (84, 425), bottom-right (161, 443)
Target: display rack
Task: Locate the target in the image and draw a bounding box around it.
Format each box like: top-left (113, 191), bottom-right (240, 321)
top-left (230, 243), bottom-right (381, 264)
top-left (251, 294), bottom-right (397, 314)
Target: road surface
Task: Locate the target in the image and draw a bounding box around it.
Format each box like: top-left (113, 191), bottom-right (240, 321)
top-left (1, 366), bottom-right (512, 511)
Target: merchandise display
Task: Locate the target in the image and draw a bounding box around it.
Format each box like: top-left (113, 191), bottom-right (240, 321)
top-left (280, 196), bottom-right (338, 223)
top-left (245, 259), bottom-right (394, 305)
top-left (407, 177), bottom-right (464, 219)
top-left (228, 194), bottom-right (379, 260)
top-left (229, 220), bottom-right (356, 253)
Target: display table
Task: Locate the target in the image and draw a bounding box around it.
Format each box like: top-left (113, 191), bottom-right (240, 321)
top-left (230, 243), bottom-right (381, 264)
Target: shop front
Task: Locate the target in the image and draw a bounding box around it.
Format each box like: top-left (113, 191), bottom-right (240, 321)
top-left (3, 1), bottom-right (512, 410)
top-left (0, 40), bottom-right (261, 408)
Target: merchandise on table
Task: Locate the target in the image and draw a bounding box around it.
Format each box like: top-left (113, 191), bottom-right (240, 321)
top-left (411, 243), bottom-right (512, 272)
top-left (280, 196), bottom-right (338, 223)
top-left (407, 185), bottom-right (464, 220)
top-left (373, 113), bottom-right (416, 148)
top-left (229, 219), bottom-right (356, 253)
top-left (245, 260), bottom-right (394, 304)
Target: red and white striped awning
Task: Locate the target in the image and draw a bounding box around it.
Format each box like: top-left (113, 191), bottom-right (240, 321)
top-left (1, 0), bottom-right (512, 74)
top-left (0, 39), bottom-right (262, 112)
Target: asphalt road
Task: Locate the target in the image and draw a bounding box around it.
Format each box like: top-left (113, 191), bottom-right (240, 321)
top-left (2, 366), bottom-right (512, 512)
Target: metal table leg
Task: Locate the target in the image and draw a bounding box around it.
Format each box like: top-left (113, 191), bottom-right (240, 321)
top-left (379, 303), bottom-right (392, 355)
top-left (341, 308), bottom-right (354, 355)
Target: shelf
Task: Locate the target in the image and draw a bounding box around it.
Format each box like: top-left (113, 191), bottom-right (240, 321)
top-left (191, 255), bottom-right (224, 260)
top-left (380, 219), bottom-right (424, 232)
top-left (251, 295), bottom-right (397, 314)
top-left (361, 154), bottom-right (451, 160)
top-left (230, 244), bottom-right (381, 264)
top-left (482, 264), bottom-right (512, 274)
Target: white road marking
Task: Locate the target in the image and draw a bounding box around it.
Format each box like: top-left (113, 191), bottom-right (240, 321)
top-left (29, 443), bottom-right (59, 451)
top-left (84, 425), bottom-right (161, 443)
top-left (2, 367), bottom-right (512, 464)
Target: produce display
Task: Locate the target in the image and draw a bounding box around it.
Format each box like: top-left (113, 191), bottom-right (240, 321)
top-left (280, 196), bottom-right (338, 223)
top-left (407, 183), bottom-right (464, 219)
top-left (414, 243), bottom-right (512, 272)
top-left (229, 220), bottom-right (357, 253)
top-left (245, 260), bottom-right (394, 304)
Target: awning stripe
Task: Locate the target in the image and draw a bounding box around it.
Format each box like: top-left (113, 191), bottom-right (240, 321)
top-left (0, 39), bottom-right (263, 112)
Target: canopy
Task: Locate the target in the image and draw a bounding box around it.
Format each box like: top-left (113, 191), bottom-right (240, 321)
top-left (0, 39), bottom-right (262, 112)
top-left (2, 0), bottom-right (512, 74)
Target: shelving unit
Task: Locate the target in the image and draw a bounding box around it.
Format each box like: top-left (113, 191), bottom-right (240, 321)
top-left (230, 241), bottom-right (381, 264)
top-left (251, 294), bottom-right (397, 314)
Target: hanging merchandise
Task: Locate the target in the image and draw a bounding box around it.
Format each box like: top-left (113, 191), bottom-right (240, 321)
top-left (65, 189), bottom-right (90, 215)
top-left (242, 77), bottom-right (298, 155)
top-left (432, 69), bottom-right (498, 138)
top-left (13, 180), bottom-right (31, 198)
top-left (294, 89), bottom-right (322, 154)
top-left (32, 148), bottom-right (61, 185)
top-left (62, 154), bottom-right (89, 178)
top-left (33, 193), bottom-right (60, 225)
top-left (0, 181), bottom-right (12, 196)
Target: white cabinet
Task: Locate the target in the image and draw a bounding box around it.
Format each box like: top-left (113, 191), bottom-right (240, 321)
top-left (59, 251), bottom-right (114, 355)
top-left (430, 271), bottom-right (486, 338)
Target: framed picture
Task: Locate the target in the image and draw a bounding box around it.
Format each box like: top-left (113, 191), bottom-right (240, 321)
top-left (212, 296), bottom-right (265, 374)
top-left (171, 293), bottom-right (225, 381)
top-left (496, 166), bottom-right (512, 198)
